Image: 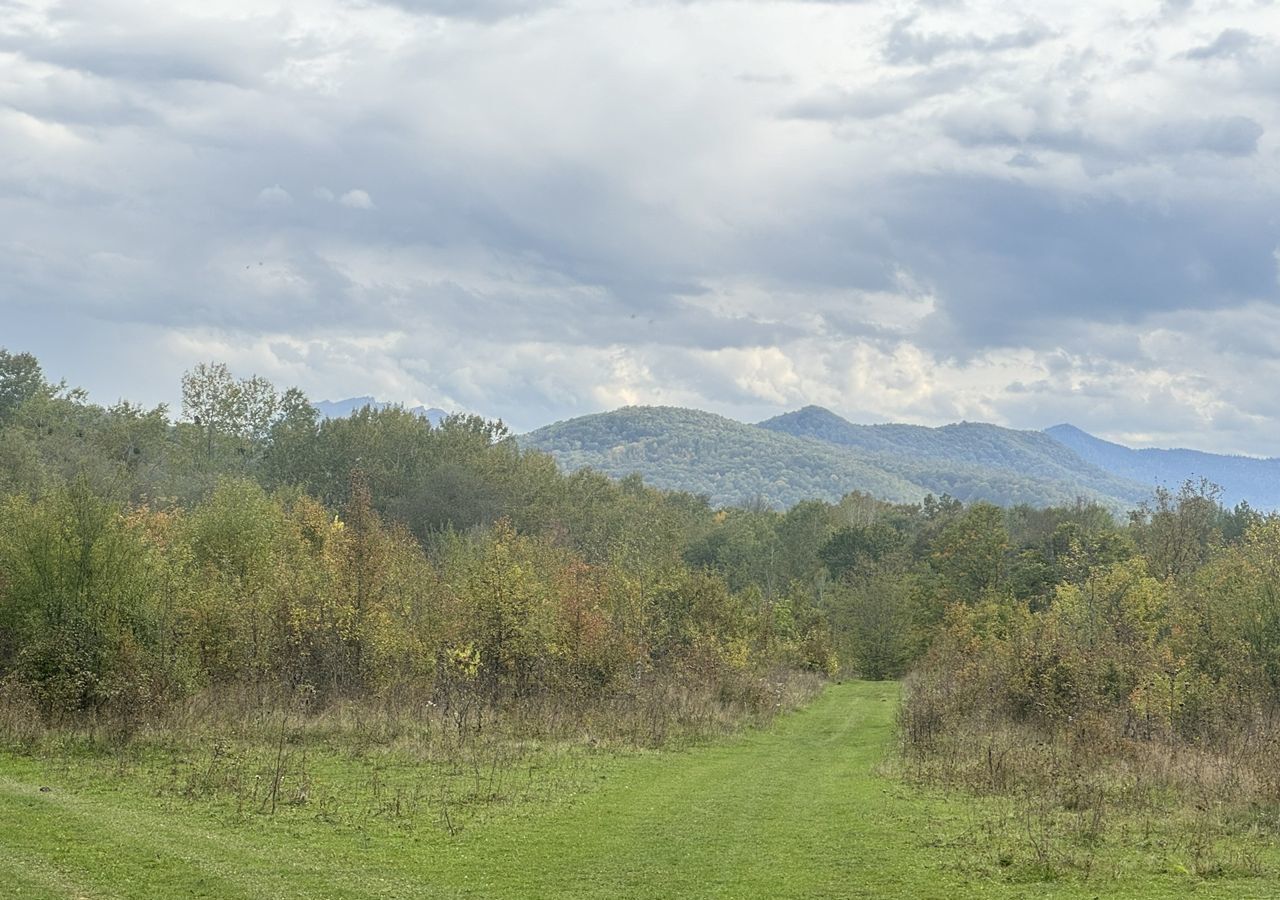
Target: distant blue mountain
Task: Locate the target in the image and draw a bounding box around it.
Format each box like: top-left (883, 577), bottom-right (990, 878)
top-left (1044, 424), bottom-right (1280, 510)
top-left (314, 396), bottom-right (449, 426)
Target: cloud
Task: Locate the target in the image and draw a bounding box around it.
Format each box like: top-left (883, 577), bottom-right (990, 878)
top-left (1144, 114), bottom-right (1262, 157)
top-left (938, 104), bottom-right (1264, 168)
top-left (883, 15), bottom-right (1051, 65)
top-left (2, 0), bottom-right (1279, 454)
top-left (361, 0), bottom-right (555, 21)
top-left (1183, 28), bottom-right (1257, 61)
top-left (338, 189), bottom-right (375, 209)
top-left (256, 184), bottom-right (293, 207)
top-left (2, 2), bottom-right (288, 88)
top-left (871, 174), bottom-right (1278, 347)
top-left (783, 63), bottom-right (973, 121)
top-left (1160, 0), bottom-right (1194, 21)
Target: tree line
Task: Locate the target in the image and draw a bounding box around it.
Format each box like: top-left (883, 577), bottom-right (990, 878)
top-left (5, 345), bottom-right (1275, 779)
top-left (0, 351), bottom-right (838, 730)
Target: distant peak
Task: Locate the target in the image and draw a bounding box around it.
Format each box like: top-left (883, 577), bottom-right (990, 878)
top-left (1044, 423), bottom-right (1120, 446)
top-left (314, 397), bottom-right (449, 424)
top-left (759, 404), bottom-right (847, 425)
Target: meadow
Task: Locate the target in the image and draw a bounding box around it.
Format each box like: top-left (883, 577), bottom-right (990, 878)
top-left (3, 681), bottom-right (1279, 899)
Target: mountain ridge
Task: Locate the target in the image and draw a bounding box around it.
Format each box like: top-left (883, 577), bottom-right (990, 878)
top-left (307, 397), bottom-right (1278, 512)
top-left (759, 405), bottom-right (1149, 507)
top-left (518, 405), bottom-right (928, 508)
top-left (519, 404), bottom-right (1152, 511)
top-left (315, 396), bottom-right (449, 425)
top-left (1044, 423), bottom-right (1280, 509)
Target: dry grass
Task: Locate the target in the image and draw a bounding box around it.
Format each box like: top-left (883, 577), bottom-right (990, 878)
top-left (898, 671), bottom-right (1280, 883)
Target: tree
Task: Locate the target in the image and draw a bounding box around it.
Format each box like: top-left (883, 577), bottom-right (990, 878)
top-left (260, 387), bottom-right (319, 488)
top-left (930, 502), bottom-right (1008, 603)
top-left (775, 500), bottom-right (837, 587)
top-left (180, 362), bottom-right (281, 459)
top-left (819, 522), bottom-right (902, 582)
top-left (181, 362), bottom-right (236, 454)
top-left (0, 479), bottom-right (172, 717)
top-left (0, 349), bottom-right (55, 425)
top-left (1129, 479), bottom-right (1223, 580)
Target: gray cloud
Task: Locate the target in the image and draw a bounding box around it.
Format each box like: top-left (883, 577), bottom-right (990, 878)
top-left (359, 0), bottom-right (555, 20)
top-left (873, 175), bottom-right (1278, 348)
top-left (1161, 0), bottom-right (1194, 20)
top-left (1145, 114), bottom-right (1262, 157)
top-left (942, 110), bottom-right (1263, 164)
top-left (1, 0), bottom-right (1279, 452)
top-left (783, 64), bottom-right (973, 121)
top-left (4, 4), bottom-right (288, 88)
top-left (1183, 28), bottom-right (1257, 61)
top-left (884, 15), bottom-right (1051, 65)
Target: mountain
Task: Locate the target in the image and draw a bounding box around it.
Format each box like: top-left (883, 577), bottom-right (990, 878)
top-left (520, 405), bottom-right (1151, 511)
top-left (761, 406), bottom-right (1148, 507)
top-left (1045, 424), bottom-right (1280, 510)
top-left (315, 396), bottom-right (449, 425)
top-left (519, 406), bottom-right (926, 508)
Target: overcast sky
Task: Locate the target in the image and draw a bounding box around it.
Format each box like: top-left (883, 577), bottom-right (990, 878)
top-left (2, 0), bottom-right (1279, 452)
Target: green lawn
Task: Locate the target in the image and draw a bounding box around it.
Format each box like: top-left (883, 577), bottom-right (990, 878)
top-left (1, 682), bottom-right (1277, 898)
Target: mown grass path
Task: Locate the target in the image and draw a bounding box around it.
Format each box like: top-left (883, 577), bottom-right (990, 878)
top-left (2, 682), bottom-right (1277, 899)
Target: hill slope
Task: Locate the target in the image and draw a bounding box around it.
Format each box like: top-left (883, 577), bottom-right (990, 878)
top-left (761, 406), bottom-right (1149, 508)
top-left (520, 406), bottom-right (1149, 510)
top-left (1045, 424), bottom-right (1280, 509)
top-left (520, 406), bottom-right (927, 508)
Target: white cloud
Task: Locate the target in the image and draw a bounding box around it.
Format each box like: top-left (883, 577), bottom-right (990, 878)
top-left (256, 184), bottom-right (293, 206)
top-left (338, 188), bottom-right (374, 209)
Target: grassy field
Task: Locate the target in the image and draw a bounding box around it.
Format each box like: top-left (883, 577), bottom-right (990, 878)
top-left (2, 682), bottom-right (1279, 899)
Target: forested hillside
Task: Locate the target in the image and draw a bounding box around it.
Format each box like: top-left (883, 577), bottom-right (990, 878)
top-left (522, 405), bottom-right (1149, 510)
top-left (761, 405), bottom-right (1150, 508)
top-left (518, 406), bottom-right (926, 508)
top-left (1046, 423), bottom-right (1280, 509)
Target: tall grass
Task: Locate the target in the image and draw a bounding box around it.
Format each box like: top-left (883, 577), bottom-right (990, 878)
top-left (898, 665), bottom-right (1280, 882)
top-left (0, 668), bottom-right (824, 834)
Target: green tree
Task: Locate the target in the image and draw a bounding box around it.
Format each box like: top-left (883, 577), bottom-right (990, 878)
top-left (827, 562), bottom-right (915, 679)
top-left (819, 522), bottom-right (902, 582)
top-left (0, 480), bottom-right (173, 718)
top-left (1129, 479), bottom-right (1223, 580)
top-left (930, 502), bottom-right (1008, 604)
top-left (0, 348), bottom-right (55, 426)
top-left (180, 362), bottom-right (280, 460)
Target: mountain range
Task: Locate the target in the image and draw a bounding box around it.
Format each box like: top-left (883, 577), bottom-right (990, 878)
top-left (1044, 424), bottom-right (1280, 510)
top-left (314, 396), bottom-right (448, 425)
top-left (318, 395), bottom-right (1280, 511)
top-left (518, 405), bottom-right (1280, 512)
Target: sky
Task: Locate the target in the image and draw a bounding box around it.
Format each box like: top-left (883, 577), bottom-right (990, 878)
top-left (2, 0), bottom-right (1279, 453)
